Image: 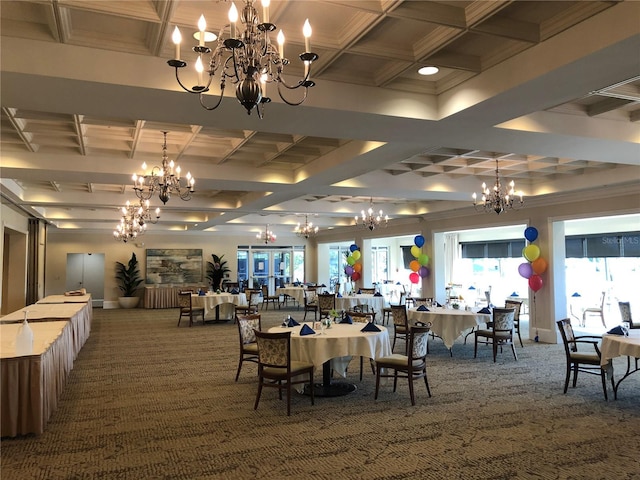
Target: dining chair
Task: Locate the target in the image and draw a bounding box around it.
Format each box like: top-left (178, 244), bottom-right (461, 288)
top-left (303, 290), bottom-right (318, 321)
top-left (253, 330), bottom-right (315, 416)
top-left (390, 305), bottom-right (410, 354)
top-left (382, 292), bottom-right (405, 326)
top-left (334, 282), bottom-right (341, 295)
top-left (474, 307), bottom-right (517, 362)
top-left (260, 285), bottom-right (281, 310)
top-left (504, 299), bottom-right (524, 347)
top-left (618, 301), bottom-right (638, 328)
top-left (359, 287), bottom-right (376, 294)
top-left (235, 314), bottom-right (262, 381)
top-left (344, 311), bottom-right (377, 380)
top-left (374, 325), bottom-right (432, 406)
top-left (317, 292), bottom-right (336, 319)
top-left (234, 289), bottom-right (261, 321)
top-left (177, 291), bottom-right (205, 327)
top-left (581, 291), bottom-right (606, 328)
top-left (556, 318), bottom-right (607, 400)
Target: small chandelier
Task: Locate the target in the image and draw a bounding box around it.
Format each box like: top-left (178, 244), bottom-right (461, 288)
top-left (113, 199), bottom-right (160, 243)
top-left (168, 0), bottom-right (318, 118)
top-left (257, 224), bottom-right (276, 244)
top-left (355, 198), bottom-right (388, 231)
top-left (294, 215), bottom-right (318, 239)
top-left (472, 159), bottom-right (524, 215)
top-left (132, 132), bottom-right (195, 205)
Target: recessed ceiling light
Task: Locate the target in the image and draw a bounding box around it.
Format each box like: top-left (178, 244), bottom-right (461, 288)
top-left (418, 66), bottom-right (439, 76)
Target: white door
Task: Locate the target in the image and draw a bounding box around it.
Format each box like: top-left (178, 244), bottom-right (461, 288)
top-left (66, 253), bottom-right (105, 307)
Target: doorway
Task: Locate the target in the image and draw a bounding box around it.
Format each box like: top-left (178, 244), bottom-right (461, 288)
top-left (66, 253), bottom-right (105, 307)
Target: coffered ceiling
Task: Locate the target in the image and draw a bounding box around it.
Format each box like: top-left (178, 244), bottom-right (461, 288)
top-left (1, 0), bottom-right (639, 239)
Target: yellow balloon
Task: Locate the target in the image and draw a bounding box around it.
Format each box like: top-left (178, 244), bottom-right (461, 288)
top-left (351, 250), bottom-right (361, 261)
top-left (523, 244), bottom-right (540, 262)
top-left (411, 245), bottom-right (421, 258)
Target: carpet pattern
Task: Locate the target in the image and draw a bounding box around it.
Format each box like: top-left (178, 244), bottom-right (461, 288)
top-left (1, 307), bottom-right (639, 480)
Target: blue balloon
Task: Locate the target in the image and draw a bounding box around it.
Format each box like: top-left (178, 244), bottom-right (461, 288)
top-left (414, 235), bottom-right (425, 248)
top-left (524, 226), bottom-right (538, 242)
top-left (350, 244), bottom-right (359, 252)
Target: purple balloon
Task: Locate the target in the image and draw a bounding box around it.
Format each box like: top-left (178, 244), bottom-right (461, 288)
top-left (345, 266), bottom-right (354, 275)
top-left (518, 262), bottom-right (533, 279)
top-left (418, 266), bottom-right (430, 278)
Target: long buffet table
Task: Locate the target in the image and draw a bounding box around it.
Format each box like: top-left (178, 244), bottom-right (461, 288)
top-left (0, 298), bottom-right (93, 437)
top-left (144, 285), bottom-right (208, 309)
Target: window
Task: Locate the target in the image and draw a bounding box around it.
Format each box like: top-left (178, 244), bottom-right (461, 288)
top-left (371, 246), bottom-right (389, 284)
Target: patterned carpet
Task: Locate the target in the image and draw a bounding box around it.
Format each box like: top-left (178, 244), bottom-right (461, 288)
top-left (1, 307), bottom-right (639, 480)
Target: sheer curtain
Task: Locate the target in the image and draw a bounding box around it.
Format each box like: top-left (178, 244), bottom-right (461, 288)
top-left (444, 233), bottom-right (460, 286)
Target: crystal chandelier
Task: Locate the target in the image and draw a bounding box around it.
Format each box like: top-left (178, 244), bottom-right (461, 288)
top-left (257, 224), bottom-right (277, 244)
top-left (355, 198), bottom-right (388, 231)
top-left (113, 200), bottom-right (160, 243)
top-left (294, 215), bottom-right (318, 239)
top-left (472, 159), bottom-right (524, 214)
top-left (168, 0), bottom-right (318, 118)
top-left (132, 132), bottom-right (195, 205)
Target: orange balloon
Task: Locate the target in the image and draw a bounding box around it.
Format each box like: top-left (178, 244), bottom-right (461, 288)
top-left (532, 257), bottom-right (547, 275)
top-left (353, 263), bottom-right (362, 273)
top-left (409, 260), bottom-right (420, 272)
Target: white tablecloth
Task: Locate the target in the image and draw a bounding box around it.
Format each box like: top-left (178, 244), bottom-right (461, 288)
top-left (1, 321), bottom-right (74, 437)
top-left (1, 302), bottom-right (93, 360)
top-left (269, 322), bottom-right (391, 377)
top-left (407, 307), bottom-right (491, 349)
top-left (335, 295), bottom-right (386, 314)
top-left (37, 294), bottom-right (92, 304)
top-left (600, 330), bottom-right (640, 367)
top-left (276, 287), bottom-right (306, 305)
top-left (191, 293), bottom-right (247, 320)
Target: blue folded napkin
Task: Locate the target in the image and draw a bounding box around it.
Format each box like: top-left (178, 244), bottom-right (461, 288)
top-left (436, 302), bottom-right (443, 307)
top-left (478, 307), bottom-right (492, 314)
top-left (510, 292), bottom-right (518, 297)
top-left (230, 288), bottom-right (239, 294)
top-left (357, 289), bottom-right (362, 294)
top-left (571, 292), bottom-right (581, 297)
top-left (417, 305), bottom-right (429, 311)
top-left (374, 292), bottom-right (383, 297)
top-left (607, 326), bottom-right (625, 335)
top-left (299, 324), bottom-right (315, 335)
top-left (287, 317), bottom-right (300, 327)
top-left (361, 322), bottom-right (381, 332)
top-left (337, 293), bottom-right (342, 298)
top-left (198, 291), bottom-right (205, 296)
top-left (340, 314), bottom-right (353, 324)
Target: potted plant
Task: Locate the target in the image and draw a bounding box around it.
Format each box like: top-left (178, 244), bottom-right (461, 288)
top-left (115, 252), bottom-right (143, 308)
top-left (206, 254), bottom-right (231, 292)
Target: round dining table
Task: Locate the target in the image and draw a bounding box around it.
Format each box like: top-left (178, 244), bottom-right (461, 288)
top-left (191, 293), bottom-right (247, 321)
top-left (269, 322), bottom-right (391, 397)
top-left (407, 307), bottom-right (491, 352)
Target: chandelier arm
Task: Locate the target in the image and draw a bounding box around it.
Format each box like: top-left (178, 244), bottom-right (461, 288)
top-left (276, 82), bottom-right (309, 106)
top-left (198, 87), bottom-right (225, 111)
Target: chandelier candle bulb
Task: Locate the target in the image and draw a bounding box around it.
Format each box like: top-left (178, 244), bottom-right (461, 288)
top-left (229, 3), bottom-right (238, 39)
top-left (195, 56), bottom-right (204, 85)
top-left (172, 27), bottom-right (182, 59)
top-left (262, 0), bottom-right (270, 24)
top-left (198, 15), bottom-right (206, 46)
top-left (277, 30), bottom-right (285, 59)
top-left (303, 19), bottom-right (311, 52)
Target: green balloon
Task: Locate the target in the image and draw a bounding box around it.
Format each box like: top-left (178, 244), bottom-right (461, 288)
top-left (418, 254), bottom-right (429, 266)
top-left (347, 255), bottom-right (355, 266)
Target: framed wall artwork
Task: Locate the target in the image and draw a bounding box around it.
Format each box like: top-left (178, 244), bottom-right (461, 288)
top-left (145, 249), bottom-right (203, 284)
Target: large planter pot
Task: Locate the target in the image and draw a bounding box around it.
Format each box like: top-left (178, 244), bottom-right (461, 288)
top-left (118, 297), bottom-right (140, 309)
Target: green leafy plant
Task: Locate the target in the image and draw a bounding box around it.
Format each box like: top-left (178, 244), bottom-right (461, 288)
top-left (115, 252), bottom-right (143, 297)
top-left (206, 254), bottom-right (231, 291)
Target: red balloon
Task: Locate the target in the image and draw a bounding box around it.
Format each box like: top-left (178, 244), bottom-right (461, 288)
top-left (409, 272), bottom-right (420, 284)
top-left (528, 274), bottom-right (543, 292)
top-left (351, 272), bottom-right (361, 281)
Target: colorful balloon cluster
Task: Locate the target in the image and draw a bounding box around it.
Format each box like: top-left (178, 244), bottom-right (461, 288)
top-left (408, 235), bottom-right (430, 284)
top-left (344, 244), bottom-right (362, 282)
top-left (518, 226), bottom-right (547, 292)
